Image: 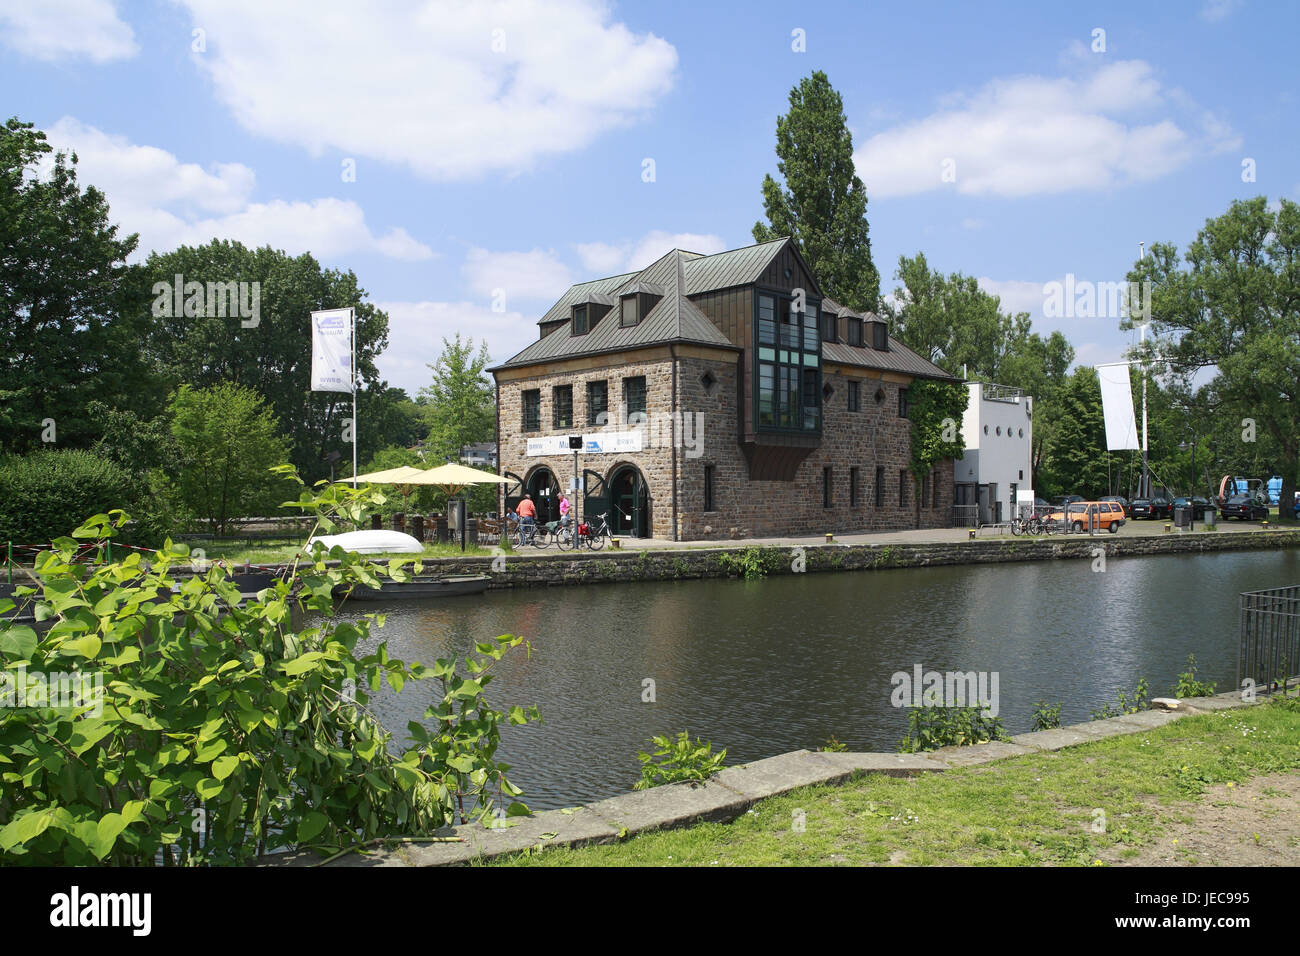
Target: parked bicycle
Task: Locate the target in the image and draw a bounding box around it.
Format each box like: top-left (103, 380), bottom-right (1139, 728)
top-left (581, 512), bottom-right (614, 550)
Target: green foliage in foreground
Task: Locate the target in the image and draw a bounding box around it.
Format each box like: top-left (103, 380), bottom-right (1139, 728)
top-left (495, 695), bottom-right (1300, 867)
top-left (1173, 655), bottom-right (1217, 698)
top-left (634, 732), bottom-right (727, 790)
top-left (0, 471), bottom-right (539, 865)
top-left (1090, 677), bottom-right (1151, 720)
top-left (897, 706), bottom-right (1009, 753)
top-left (1031, 700), bottom-right (1063, 731)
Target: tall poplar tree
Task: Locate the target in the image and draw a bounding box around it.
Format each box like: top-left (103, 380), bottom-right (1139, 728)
top-left (753, 71), bottom-right (880, 311)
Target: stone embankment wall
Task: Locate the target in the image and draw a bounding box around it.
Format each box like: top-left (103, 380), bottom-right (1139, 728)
top-left (371, 528), bottom-right (1300, 590)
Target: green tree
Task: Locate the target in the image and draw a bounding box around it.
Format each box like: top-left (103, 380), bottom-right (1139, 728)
top-left (1126, 196), bottom-right (1300, 515)
top-left (141, 240), bottom-right (390, 483)
top-left (888, 252), bottom-right (1075, 493)
top-left (1037, 368), bottom-right (1109, 498)
top-left (906, 378), bottom-right (967, 526)
top-left (168, 383), bottom-right (291, 534)
top-left (418, 335), bottom-right (495, 464)
top-left (0, 118), bottom-right (153, 452)
top-left (752, 71), bottom-right (880, 311)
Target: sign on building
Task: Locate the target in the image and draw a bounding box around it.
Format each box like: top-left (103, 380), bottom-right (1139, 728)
top-left (525, 431), bottom-right (644, 456)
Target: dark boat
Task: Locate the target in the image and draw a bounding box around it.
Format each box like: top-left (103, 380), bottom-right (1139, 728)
top-left (335, 574), bottom-right (491, 601)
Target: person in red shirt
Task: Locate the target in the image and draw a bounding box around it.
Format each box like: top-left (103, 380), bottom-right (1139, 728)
top-left (515, 494), bottom-right (537, 546)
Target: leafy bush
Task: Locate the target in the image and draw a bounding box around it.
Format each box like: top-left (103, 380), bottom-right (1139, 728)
top-left (1031, 699), bottom-right (1062, 731)
top-left (820, 735), bottom-right (849, 752)
top-left (1090, 677), bottom-right (1150, 720)
top-left (898, 706), bottom-right (1009, 752)
top-left (1173, 655), bottom-right (1217, 698)
top-left (717, 547), bottom-right (784, 580)
top-left (634, 732), bottom-right (727, 790)
top-left (0, 471), bottom-right (539, 865)
top-left (0, 450), bottom-right (136, 546)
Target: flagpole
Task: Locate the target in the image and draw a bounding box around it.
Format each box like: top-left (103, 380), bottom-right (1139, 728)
top-left (1139, 241), bottom-right (1149, 500)
top-left (351, 307), bottom-right (358, 490)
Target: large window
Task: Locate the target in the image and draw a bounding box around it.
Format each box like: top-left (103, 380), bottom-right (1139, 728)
top-left (623, 376), bottom-right (647, 423)
top-left (756, 292), bottom-right (821, 431)
top-left (552, 385), bottom-right (573, 429)
top-left (898, 387), bottom-right (910, 419)
top-left (587, 380), bottom-right (608, 427)
top-left (847, 380), bottom-right (861, 412)
top-left (522, 389), bottom-right (540, 432)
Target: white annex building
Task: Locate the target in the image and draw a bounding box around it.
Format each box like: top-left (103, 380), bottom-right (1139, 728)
top-left (953, 382), bottom-right (1034, 526)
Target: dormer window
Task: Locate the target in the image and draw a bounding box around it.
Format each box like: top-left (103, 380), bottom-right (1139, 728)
top-left (573, 305), bottom-right (590, 335)
top-left (847, 317), bottom-right (864, 347)
top-left (872, 321), bottom-right (889, 350)
top-left (621, 294), bottom-right (638, 328)
top-left (821, 309), bottom-right (838, 343)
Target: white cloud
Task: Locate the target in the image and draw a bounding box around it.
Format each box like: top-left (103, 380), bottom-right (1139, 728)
top-left (175, 0), bottom-right (678, 181)
top-left (976, 278), bottom-right (1045, 319)
top-left (575, 229), bottom-right (727, 274)
top-left (855, 60), bottom-right (1240, 198)
top-left (40, 118), bottom-right (434, 261)
top-left (1200, 0), bottom-right (1243, 21)
top-left (377, 300), bottom-right (529, 394)
top-left (0, 0), bottom-right (137, 62)
top-left (462, 247), bottom-right (573, 303)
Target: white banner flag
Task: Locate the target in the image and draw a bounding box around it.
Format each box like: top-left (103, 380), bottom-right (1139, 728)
top-left (1096, 362), bottom-right (1140, 451)
top-left (311, 308), bottom-right (353, 393)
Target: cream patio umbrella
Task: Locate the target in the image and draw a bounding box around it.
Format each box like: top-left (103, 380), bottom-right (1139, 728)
top-left (336, 466), bottom-right (430, 519)
top-left (404, 463), bottom-right (513, 551)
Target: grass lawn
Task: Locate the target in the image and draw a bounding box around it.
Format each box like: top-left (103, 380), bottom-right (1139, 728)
top-left (491, 697), bottom-right (1300, 867)
top-left (173, 540), bottom-right (497, 565)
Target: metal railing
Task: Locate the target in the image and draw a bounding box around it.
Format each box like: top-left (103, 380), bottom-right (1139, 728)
top-left (951, 505), bottom-right (979, 528)
top-left (1239, 585), bottom-right (1300, 691)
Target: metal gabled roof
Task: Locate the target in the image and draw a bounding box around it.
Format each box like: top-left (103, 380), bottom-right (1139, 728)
top-left (495, 249), bottom-right (735, 371)
top-left (535, 271), bottom-right (639, 325)
top-left (682, 238), bottom-right (787, 295)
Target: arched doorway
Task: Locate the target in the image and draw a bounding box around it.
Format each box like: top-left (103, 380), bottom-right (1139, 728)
top-left (608, 465), bottom-right (649, 537)
top-left (525, 466), bottom-right (561, 524)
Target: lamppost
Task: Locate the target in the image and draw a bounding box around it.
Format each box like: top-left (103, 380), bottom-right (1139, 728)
top-left (1179, 437), bottom-right (1196, 530)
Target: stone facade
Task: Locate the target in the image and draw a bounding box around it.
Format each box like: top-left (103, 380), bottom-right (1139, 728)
top-left (497, 345), bottom-right (956, 541)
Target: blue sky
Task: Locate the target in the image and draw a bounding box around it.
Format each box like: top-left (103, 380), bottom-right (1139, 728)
top-left (3, 0), bottom-right (1296, 395)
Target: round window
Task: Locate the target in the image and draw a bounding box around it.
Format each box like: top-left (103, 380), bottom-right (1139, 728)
top-left (1018, 428), bottom-right (1024, 438)
top-left (996, 426), bottom-right (1002, 436)
top-left (983, 425), bottom-right (989, 435)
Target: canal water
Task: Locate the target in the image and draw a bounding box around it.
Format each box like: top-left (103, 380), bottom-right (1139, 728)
top-left (334, 547), bottom-right (1300, 810)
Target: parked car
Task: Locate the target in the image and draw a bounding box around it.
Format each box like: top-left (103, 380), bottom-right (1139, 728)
top-left (1044, 500), bottom-right (1126, 533)
top-left (1100, 495), bottom-right (1130, 516)
top-left (1050, 495), bottom-right (1084, 511)
top-left (1220, 494), bottom-right (1269, 521)
top-left (1130, 496), bottom-right (1171, 520)
top-left (1172, 496), bottom-right (1210, 519)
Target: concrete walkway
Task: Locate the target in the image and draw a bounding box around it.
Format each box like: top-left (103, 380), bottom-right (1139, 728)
top-left (264, 689), bottom-right (1259, 867)
top-left (516, 517), bottom-right (1283, 555)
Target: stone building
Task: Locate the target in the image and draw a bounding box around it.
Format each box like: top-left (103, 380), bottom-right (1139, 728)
top-left (490, 237), bottom-right (958, 540)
